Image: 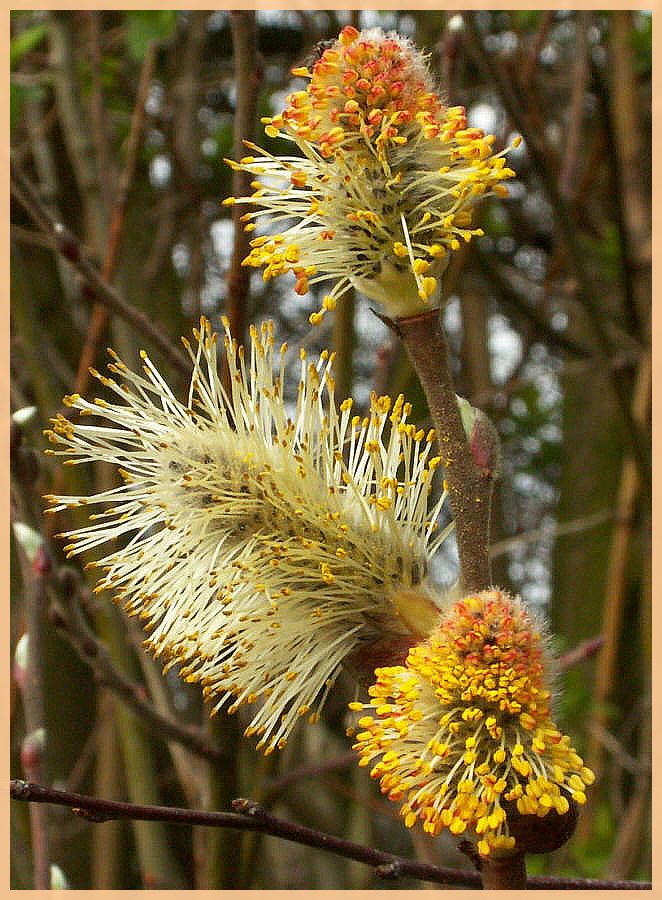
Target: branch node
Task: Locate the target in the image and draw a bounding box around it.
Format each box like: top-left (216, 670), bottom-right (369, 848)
top-left (458, 839), bottom-right (482, 871)
top-left (10, 779), bottom-right (31, 800)
top-left (232, 797), bottom-right (265, 818)
top-left (375, 860), bottom-right (403, 880)
top-left (53, 222), bottom-right (81, 263)
top-left (71, 806), bottom-right (112, 823)
top-left (369, 307), bottom-right (401, 337)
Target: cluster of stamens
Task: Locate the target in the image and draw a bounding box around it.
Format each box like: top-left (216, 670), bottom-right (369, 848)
top-left (225, 25), bottom-right (517, 320)
top-left (44, 318), bottom-right (452, 754)
top-left (350, 589), bottom-right (595, 857)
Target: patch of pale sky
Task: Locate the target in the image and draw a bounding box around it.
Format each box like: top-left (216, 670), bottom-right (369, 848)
top-left (489, 317), bottom-right (523, 384)
top-left (211, 218), bottom-right (234, 265)
top-left (255, 9), bottom-right (302, 29)
top-left (149, 154), bottom-right (171, 188)
top-left (468, 102), bottom-right (498, 135)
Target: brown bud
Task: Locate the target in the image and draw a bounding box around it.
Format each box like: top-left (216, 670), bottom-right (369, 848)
top-left (504, 792), bottom-right (579, 854)
top-left (343, 635), bottom-right (414, 687)
top-left (456, 395), bottom-right (501, 479)
top-left (54, 222), bottom-right (80, 262)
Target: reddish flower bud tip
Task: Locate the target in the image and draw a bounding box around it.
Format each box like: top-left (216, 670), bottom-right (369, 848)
top-left (456, 395), bottom-right (501, 478)
top-left (33, 543), bottom-right (53, 576)
top-left (21, 728), bottom-right (46, 772)
top-left (351, 589), bottom-right (595, 856)
top-left (470, 410), bottom-right (501, 479)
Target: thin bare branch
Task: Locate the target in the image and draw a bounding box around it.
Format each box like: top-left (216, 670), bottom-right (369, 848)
top-left (48, 11), bottom-right (106, 253)
top-left (264, 750), bottom-right (356, 801)
top-left (461, 12), bottom-right (651, 494)
top-left (10, 224), bottom-right (52, 249)
top-left (489, 508), bottom-right (615, 559)
top-left (474, 248), bottom-right (593, 360)
top-left (558, 636), bottom-right (604, 672)
top-left (587, 349), bottom-right (650, 778)
top-left (84, 11), bottom-right (116, 212)
top-left (11, 456), bottom-right (52, 888)
top-left (9, 781), bottom-right (651, 890)
top-left (49, 569), bottom-right (225, 764)
top-left (558, 13), bottom-right (590, 199)
top-left (588, 722), bottom-right (647, 777)
top-left (12, 566), bottom-right (51, 888)
top-left (172, 12), bottom-right (208, 182)
top-left (226, 11), bottom-right (261, 347)
top-left (520, 10), bottom-right (556, 87)
top-left (74, 38), bottom-right (159, 397)
top-left (10, 156), bottom-right (190, 375)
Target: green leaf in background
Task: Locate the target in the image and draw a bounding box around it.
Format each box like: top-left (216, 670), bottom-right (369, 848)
top-left (126, 10), bottom-right (177, 61)
top-left (10, 23), bottom-right (47, 68)
top-left (10, 82), bottom-right (46, 133)
top-left (511, 10), bottom-right (545, 30)
top-left (631, 11), bottom-right (652, 77)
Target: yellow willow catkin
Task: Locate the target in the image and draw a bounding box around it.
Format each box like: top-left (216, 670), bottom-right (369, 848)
top-left (350, 589), bottom-right (595, 857)
top-left (225, 25), bottom-right (518, 321)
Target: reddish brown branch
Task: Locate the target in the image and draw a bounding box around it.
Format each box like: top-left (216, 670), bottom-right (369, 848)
top-left (520, 10), bottom-right (556, 89)
top-left (263, 750), bottom-right (356, 801)
top-left (393, 308), bottom-right (494, 594)
top-left (226, 12), bottom-right (261, 349)
top-left (558, 13), bottom-right (590, 199)
top-left (558, 636), bottom-right (604, 672)
top-left (85, 11), bottom-right (115, 213)
top-left (474, 246), bottom-right (593, 360)
top-left (74, 38), bottom-right (158, 398)
top-left (9, 781), bottom-right (650, 890)
top-left (13, 570), bottom-right (51, 889)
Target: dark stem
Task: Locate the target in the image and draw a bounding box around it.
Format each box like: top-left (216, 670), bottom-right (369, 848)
top-left (9, 782), bottom-right (650, 890)
top-left (14, 572), bottom-right (51, 889)
top-left (519, 10), bottom-right (556, 87)
top-left (480, 851), bottom-right (527, 889)
top-left (394, 308), bottom-right (493, 594)
top-left (226, 11), bottom-right (261, 350)
top-left (557, 12), bottom-right (590, 199)
top-left (391, 309), bottom-right (524, 888)
top-left (84, 11), bottom-right (116, 213)
top-left (49, 570), bottom-right (225, 764)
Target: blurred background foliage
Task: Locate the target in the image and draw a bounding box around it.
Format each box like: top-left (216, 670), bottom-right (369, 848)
top-left (10, 9), bottom-right (650, 889)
